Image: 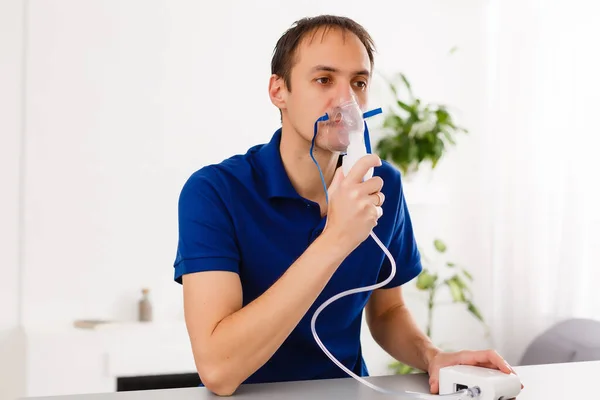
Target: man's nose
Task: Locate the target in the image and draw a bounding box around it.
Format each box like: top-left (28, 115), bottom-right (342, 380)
top-left (335, 83), bottom-right (355, 104)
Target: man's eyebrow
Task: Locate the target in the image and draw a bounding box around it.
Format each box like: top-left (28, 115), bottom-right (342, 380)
top-left (310, 65), bottom-right (370, 76)
top-left (310, 65), bottom-right (338, 73)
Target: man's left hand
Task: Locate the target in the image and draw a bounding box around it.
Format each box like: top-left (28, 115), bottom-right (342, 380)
top-left (427, 349), bottom-right (523, 394)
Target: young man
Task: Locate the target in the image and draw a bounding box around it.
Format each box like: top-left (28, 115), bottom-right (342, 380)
top-left (174, 15), bottom-right (519, 397)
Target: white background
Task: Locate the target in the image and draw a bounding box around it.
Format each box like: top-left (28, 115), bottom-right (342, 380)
top-left (5, 0), bottom-right (598, 398)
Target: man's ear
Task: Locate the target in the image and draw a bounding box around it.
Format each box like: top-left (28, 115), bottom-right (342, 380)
top-left (268, 74), bottom-right (288, 110)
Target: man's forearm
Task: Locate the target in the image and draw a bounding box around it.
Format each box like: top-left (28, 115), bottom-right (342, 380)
top-left (369, 303), bottom-right (440, 372)
top-left (201, 231), bottom-right (348, 393)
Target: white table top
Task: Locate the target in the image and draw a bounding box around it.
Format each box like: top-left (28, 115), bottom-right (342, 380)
top-left (22, 360), bottom-right (599, 399)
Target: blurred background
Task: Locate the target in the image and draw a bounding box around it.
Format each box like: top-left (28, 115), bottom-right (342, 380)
top-left (1, 0), bottom-right (599, 398)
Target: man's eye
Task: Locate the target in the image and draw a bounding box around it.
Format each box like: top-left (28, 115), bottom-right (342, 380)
top-left (316, 77), bottom-right (331, 85)
top-left (354, 81), bottom-right (368, 89)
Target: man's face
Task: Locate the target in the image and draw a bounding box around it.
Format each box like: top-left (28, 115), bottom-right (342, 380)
top-left (279, 27), bottom-right (371, 153)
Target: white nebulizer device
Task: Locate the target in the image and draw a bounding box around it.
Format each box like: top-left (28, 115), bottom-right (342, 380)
top-left (308, 96), bottom-right (521, 400)
top-left (336, 98), bottom-right (375, 181)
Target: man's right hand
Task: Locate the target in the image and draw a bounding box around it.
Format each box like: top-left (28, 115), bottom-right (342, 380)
top-left (324, 154), bottom-right (385, 254)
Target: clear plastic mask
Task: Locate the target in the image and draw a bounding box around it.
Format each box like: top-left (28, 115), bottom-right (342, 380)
top-left (314, 96), bottom-right (366, 154)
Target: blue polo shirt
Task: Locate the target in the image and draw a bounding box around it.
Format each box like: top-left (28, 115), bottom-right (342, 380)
top-left (173, 128), bottom-right (422, 384)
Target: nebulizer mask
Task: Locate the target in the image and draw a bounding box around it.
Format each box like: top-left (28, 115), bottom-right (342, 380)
top-left (308, 95), bottom-right (482, 399)
top-left (309, 95), bottom-right (381, 203)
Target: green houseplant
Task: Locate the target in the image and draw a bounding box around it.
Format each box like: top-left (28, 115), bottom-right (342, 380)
top-left (375, 73), bottom-right (468, 177)
top-left (388, 239), bottom-right (489, 375)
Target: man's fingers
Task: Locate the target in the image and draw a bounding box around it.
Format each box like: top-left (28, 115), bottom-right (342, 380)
top-left (460, 350), bottom-right (513, 374)
top-left (328, 167), bottom-right (345, 193)
top-left (429, 372), bottom-right (439, 394)
top-left (345, 154), bottom-right (381, 183)
top-left (368, 192), bottom-right (385, 207)
top-left (360, 176), bottom-right (384, 195)
top-left (487, 350), bottom-right (514, 374)
top-left (477, 362), bottom-right (498, 369)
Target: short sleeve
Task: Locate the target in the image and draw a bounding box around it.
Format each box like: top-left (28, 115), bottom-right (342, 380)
top-left (376, 175), bottom-right (423, 289)
top-left (173, 168), bottom-right (240, 284)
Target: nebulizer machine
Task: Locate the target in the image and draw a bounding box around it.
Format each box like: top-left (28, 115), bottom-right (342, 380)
top-left (307, 95), bottom-right (521, 400)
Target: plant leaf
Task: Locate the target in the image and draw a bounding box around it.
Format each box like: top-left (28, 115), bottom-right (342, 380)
top-left (435, 108), bottom-right (450, 125)
top-left (467, 301), bottom-right (484, 322)
top-left (388, 82), bottom-right (398, 98)
top-left (399, 73), bottom-right (412, 92)
top-left (397, 100), bottom-right (417, 118)
top-left (383, 114), bottom-right (405, 131)
top-left (451, 274), bottom-right (468, 290)
top-left (416, 269), bottom-right (438, 290)
top-left (450, 274), bottom-right (473, 299)
top-left (446, 262), bottom-right (456, 268)
top-left (441, 129), bottom-right (457, 146)
top-left (445, 278), bottom-right (465, 302)
top-left (434, 239), bottom-right (446, 253)
top-left (462, 269), bottom-right (473, 281)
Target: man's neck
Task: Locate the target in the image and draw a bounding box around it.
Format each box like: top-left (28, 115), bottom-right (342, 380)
top-left (279, 125), bottom-right (340, 206)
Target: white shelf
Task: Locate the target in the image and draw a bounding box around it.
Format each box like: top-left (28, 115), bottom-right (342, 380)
top-left (23, 320), bottom-right (196, 397)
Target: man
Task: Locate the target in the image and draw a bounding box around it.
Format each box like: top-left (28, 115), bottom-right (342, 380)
top-left (174, 15), bottom-right (519, 397)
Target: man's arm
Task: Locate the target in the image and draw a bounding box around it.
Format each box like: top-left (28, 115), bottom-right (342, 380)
top-left (184, 231), bottom-right (347, 396)
top-left (365, 286), bottom-right (440, 372)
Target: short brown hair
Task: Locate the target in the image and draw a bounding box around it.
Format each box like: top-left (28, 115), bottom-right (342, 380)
top-left (271, 15), bottom-right (376, 91)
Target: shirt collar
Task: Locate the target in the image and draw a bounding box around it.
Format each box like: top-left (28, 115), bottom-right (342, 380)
top-left (255, 128), bottom-right (301, 200)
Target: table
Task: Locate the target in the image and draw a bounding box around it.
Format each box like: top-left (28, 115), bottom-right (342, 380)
top-left (22, 360), bottom-right (599, 399)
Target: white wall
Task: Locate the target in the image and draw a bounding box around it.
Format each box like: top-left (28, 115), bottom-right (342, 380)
top-left (0, 0), bottom-right (23, 335)
top-left (0, 0), bottom-right (27, 398)
top-left (5, 0), bottom-right (491, 396)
